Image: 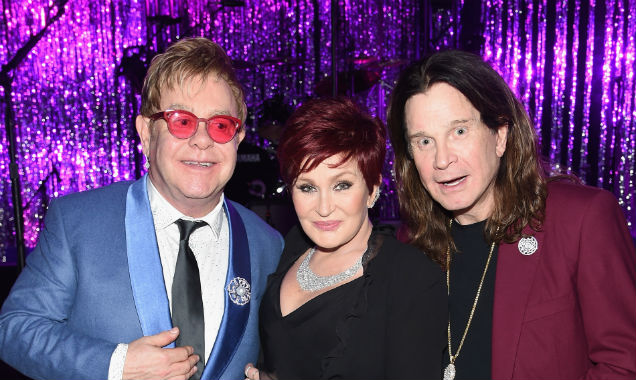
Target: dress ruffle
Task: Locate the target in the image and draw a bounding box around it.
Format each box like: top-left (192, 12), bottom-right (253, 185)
top-left (321, 229), bottom-right (388, 379)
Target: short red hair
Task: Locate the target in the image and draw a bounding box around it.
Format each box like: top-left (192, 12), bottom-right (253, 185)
top-left (277, 97), bottom-right (386, 193)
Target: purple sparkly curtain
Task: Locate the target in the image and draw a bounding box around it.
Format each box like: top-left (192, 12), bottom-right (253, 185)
top-left (481, 0), bottom-right (636, 237)
top-left (1, 0), bottom-right (634, 263)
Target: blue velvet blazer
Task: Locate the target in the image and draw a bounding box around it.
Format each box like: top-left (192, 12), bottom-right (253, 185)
top-left (0, 175), bottom-right (283, 380)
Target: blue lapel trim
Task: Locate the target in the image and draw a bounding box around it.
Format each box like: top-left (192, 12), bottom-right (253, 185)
top-left (125, 175), bottom-right (174, 347)
top-left (202, 200), bottom-right (252, 380)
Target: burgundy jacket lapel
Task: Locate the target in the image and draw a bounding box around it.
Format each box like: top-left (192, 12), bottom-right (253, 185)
top-left (491, 228), bottom-right (544, 379)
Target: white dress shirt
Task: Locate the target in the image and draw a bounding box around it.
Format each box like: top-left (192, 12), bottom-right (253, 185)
top-left (108, 179), bottom-right (229, 379)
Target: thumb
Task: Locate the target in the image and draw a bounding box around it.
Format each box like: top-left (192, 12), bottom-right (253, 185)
top-left (144, 327), bottom-right (180, 347)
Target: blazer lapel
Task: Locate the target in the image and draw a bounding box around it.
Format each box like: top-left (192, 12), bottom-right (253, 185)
top-left (491, 227), bottom-right (544, 379)
top-left (202, 200), bottom-right (252, 380)
top-left (125, 175), bottom-right (174, 346)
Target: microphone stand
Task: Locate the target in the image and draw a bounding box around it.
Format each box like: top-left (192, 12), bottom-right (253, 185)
top-left (0, 0), bottom-right (68, 272)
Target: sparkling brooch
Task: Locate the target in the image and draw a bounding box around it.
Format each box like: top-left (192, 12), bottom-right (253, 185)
top-left (518, 236), bottom-right (538, 256)
top-left (226, 277), bottom-right (251, 306)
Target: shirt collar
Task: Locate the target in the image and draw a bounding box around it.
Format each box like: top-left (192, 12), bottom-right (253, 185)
top-left (147, 178), bottom-right (225, 239)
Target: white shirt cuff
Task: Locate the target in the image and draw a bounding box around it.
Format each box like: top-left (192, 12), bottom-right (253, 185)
top-left (108, 343), bottom-right (128, 380)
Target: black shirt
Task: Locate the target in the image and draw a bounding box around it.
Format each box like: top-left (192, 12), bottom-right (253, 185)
top-left (443, 220), bottom-right (498, 380)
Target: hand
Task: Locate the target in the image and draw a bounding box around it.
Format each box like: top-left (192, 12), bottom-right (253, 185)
top-left (244, 363), bottom-right (260, 380)
top-left (123, 327), bottom-right (199, 380)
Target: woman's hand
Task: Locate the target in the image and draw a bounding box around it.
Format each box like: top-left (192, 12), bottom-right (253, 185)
top-left (244, 363), bottom-right (260, 380)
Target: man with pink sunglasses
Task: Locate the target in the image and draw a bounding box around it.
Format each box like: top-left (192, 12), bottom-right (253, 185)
top-left (0, 38), bottom-right (283, 380)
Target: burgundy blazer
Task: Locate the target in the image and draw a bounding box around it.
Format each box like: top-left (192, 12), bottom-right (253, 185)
top-left (492, 181), bottom-right (636, 379)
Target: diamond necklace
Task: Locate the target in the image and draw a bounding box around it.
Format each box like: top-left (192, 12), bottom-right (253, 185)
top-left (443, 219), bottom-right (497, 380)
top-left (296, 246), bottom-right (364, 292)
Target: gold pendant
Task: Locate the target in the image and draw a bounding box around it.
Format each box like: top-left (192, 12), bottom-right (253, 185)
top-left (443, 363), bottom-right (456, 380)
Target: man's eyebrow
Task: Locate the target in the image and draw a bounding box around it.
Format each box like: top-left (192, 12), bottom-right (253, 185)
top-left (166, 103), bottom-right (190, 111)
top-left (406, 130), bottom-right (427, 139)
top-left (449, 118), bottom-right (475, 125)
top-left (405, 117), bottom-right (478, 139)
top-left (166, 105), bottom-right (233, 117)
top-left (205, 109), bottom-right (233, 117)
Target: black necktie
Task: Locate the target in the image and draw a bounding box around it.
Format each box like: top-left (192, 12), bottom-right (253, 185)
top-left (172, 219), bottom-right (207, 380)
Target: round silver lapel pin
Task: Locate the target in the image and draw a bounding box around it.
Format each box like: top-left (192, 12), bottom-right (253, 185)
top-left (518, 236), bottom-right (538, 256)
top-left (227, 277), bottom-right (251, 306)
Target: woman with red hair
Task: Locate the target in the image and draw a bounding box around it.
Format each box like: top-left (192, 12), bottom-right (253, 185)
top-left (244, 98), bottom-right (446, 380)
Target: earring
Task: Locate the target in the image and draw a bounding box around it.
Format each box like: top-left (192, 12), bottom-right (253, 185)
top-left (144, 154), bottom-right (150, 170)
top-left (368, 189), bottom-right (381, 208)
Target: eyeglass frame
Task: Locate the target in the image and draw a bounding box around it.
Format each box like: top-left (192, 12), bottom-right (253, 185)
top-left (149, 109), bottom-right (243, 144)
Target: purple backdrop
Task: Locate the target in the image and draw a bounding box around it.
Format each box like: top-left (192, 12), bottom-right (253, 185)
top-left (1, 0), bottom-right (634, 263)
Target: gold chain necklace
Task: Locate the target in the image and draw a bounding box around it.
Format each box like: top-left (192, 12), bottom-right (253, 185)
top-left (443, 219), bottom-right (497, 380)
